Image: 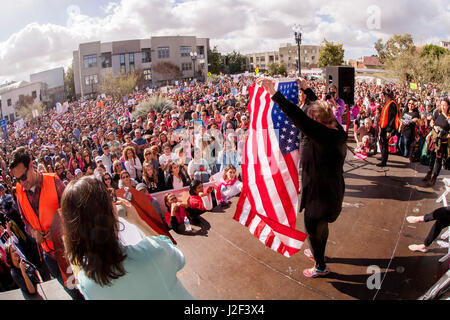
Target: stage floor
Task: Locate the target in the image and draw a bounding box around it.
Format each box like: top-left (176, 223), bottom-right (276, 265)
top-left (2, 139), bottom-right (449, 300)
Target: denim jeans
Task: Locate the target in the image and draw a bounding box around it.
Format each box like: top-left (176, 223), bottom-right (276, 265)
top-left (43, 251), bottom-right (85, 300)
top-left (399, 134), bottom-right (411, 157)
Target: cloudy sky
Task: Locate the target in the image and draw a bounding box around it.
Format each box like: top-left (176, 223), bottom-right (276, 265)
top-left (0, 0), bottom-right (448, 83)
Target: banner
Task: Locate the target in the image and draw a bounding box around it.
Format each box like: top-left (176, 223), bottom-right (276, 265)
top-left (52, 120), bottom-right (64, 132)
top-left (13, 119), bottom-right (26, 130)
top-left (410, 83), bottom-right (418, 90)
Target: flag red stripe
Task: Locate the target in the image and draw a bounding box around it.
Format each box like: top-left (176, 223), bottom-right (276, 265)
top-left (260, 92), bottom-right (297, 228)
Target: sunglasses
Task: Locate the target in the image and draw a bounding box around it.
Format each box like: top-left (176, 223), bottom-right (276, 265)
top-left (121, 175), bottom-right (130, 179)
top-left (14, 167), bottom-right (29, 183)
top-left (104, 177), bottom-right (111, 181)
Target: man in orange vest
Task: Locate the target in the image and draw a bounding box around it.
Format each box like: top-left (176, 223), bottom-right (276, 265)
top-left (10, 147), bottom-right (84, 300)
top-left (377, 87), bottom-right (400, 167)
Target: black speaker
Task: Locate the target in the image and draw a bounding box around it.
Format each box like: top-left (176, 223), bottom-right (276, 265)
top-left (325, 66), bottom-right (355, 106)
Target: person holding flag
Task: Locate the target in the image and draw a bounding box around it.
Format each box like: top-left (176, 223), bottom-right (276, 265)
top-left (256, 78), bottom-right (347, 278)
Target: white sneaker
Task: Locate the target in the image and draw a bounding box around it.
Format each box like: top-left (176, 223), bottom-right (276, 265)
top-left (408, 244), bottom-right (428, 252)
top-left (406, 216), bottom-right (423, 224)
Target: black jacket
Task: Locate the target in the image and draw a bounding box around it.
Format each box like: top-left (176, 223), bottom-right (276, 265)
top-left (272, 91), bottom-right (347, 222)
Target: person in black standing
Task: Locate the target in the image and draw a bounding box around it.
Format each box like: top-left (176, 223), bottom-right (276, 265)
top-left (423, 98), bottom-right (450, 187)
top-left (298, 80), bottom-right (319, 166)
top-left (398, 99), bottom-right (420, 158)
top-left (377, 87), bottom-right (400, 167)
top-left (257, 78), bottom-right (347, 278)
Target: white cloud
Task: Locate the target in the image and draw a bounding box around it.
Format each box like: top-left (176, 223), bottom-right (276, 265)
top-left (0, 0), bottom-right (448, 82)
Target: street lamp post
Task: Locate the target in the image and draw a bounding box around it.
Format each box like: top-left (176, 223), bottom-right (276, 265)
top-left (292, 24), bottom-right (302, 77)
top-left (190, 51), bottom-right (198, 81)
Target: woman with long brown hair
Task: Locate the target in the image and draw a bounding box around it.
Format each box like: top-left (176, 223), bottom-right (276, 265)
top-left (142, 162), bottom-right (163, 193)
top-left (122, 146), bottom-right (142, 181)
top-left (60, 176), bottom-right (193, 299)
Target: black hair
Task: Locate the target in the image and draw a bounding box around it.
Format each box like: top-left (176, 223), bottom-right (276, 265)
top-left (9, 147), bottom-right (31, 170)
top-left (189, 179), bottom-right (203, 195)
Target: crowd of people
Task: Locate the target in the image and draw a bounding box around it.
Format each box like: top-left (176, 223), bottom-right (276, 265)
top-left (0, 71), bottom-right (448, 297)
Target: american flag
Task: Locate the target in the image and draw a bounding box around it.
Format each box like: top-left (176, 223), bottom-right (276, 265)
top-left (233, 80), bottom-right (307, 258)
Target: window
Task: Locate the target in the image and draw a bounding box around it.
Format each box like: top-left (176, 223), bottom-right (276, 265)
top-left (312, 56), bottom-right (315, 61)
top-left (181, 63), bottom-right (192, 71)
top-left (180, 46), bottom-right (191, 57)
top-left (129, 53), bottom-right (135, 71)
top-left (31, 91), bottom-right (37, 99)
top-left (143, 68), bottom-right (152, 80)
top-left (7, 99), bottom-right (11, 106)
top-left (158, 47), bottom-right (170, 59)
top-left (83, 54), bottom-right (97, 69)
top-left (260, 56), bottom-right (265, 62)
top-left (101, 53), bottom-right (111, 68)
top-left (250, 57), bottom-right (253, 63)
top-left (197, 46), bottom-right (205, 55)
top-left (120, 54), bottom-right (126, 74)
top-left (142, 50), bottom-right (151, 63)
top-left (84, 74), bottom-right (98, 85)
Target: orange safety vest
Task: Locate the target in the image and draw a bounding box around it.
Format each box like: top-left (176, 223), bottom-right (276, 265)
top-left (379, 99), bottom-right (400, 130)
top-left (16, 173), bottom-right (59, 253)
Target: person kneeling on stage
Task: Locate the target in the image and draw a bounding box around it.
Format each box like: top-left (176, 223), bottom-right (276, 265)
top-left (257, 78), bottom-right (347, 278)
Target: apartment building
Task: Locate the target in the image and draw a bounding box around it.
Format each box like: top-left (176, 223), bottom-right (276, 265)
top-left (246, 51), bottom-right (280, 71)
top-left (245, 43), bottom-right (321, 73)
top-left (279, 43), bottom-right (321, 70)
top-left (73, 36), bottom-right (209, 98)
top-left (30, 67), bottom-right (65, 107)
top-left (0, 81), bottom-right (48, 122)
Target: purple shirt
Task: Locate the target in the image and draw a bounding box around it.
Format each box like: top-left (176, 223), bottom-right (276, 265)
top-left (331, 98), bottom-right (346, 125)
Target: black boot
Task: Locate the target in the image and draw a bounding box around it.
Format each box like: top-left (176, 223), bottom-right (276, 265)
top-left (422, 171), bottom-right (432, 181)
top-left (426, 175), bottom-right (437, 187)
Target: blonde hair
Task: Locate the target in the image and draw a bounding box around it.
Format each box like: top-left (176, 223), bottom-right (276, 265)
top-left (307, 100), bottom-right (337, 128)
top-left (122, 146), bottom-right (136, 161)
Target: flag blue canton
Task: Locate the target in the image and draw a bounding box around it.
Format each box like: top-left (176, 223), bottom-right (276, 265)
top-left (272, 82), bottom-right (300, 155)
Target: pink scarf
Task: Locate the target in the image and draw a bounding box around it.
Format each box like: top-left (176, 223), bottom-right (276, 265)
top-left (216, 178), bottom-right (239, 201)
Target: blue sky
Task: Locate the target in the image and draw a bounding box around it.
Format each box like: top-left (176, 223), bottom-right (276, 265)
top-left (0, 0), bottom-right (448, 83)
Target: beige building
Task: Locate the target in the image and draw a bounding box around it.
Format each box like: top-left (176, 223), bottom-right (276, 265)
top-left (279, 43), bottom-right (321, 71)
top-left (245, 51), bottom-right (280, 71)
top-left (0, 81), bottom-right (48, 122)
top-left (73, 36), bottom-right (209, 98)
top-left (245, 43), bottom-right (321, 73)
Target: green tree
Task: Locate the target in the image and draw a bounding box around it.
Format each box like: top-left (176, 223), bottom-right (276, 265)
top-left (225, 51), bottom-right (247, 74)
top-left (318, 41), bottom-right (345, 68)
top-left (420, 44), bottom-right (449, 59)
top-left (374, 34), bottom-right (415, 64)
top-left (207, 46), bottom-right (224, 74)
top-left (64, 64), bottom-right (75, 101)
top-left (98, 70), bottom-right (140, 101)
top-left (385, 43), bottom-right (450, 90)
top-left (132, 95), bottom-right (174, 119)
top-left (267, 63), bottom-right (287, 76)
